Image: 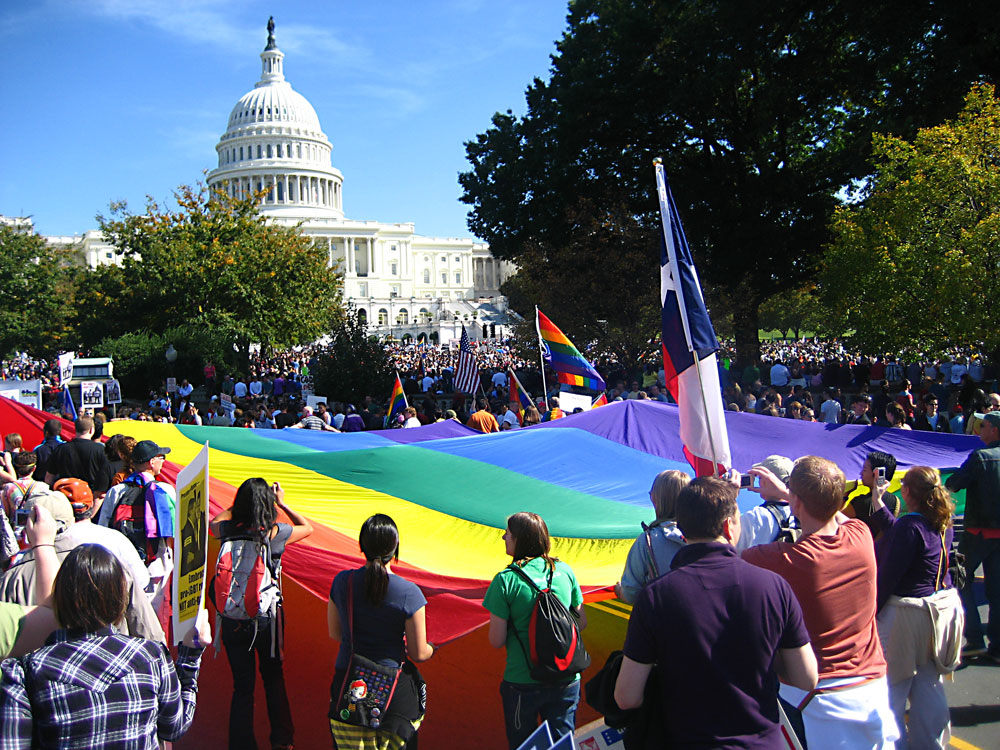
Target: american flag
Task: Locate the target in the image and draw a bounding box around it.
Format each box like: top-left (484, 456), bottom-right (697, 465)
top-left (454, 325), bottom-right (481, 395)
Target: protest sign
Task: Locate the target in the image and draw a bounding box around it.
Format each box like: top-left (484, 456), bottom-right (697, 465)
top-left (81, 380), bottom-right (104, 408)
top-left (106, 379), bottom-right (122, 405)
top-left (558, 391), bottom-right (593, 414)
top-left (58, 352), bottom-right (74, 383)
top-left (173, 442), bottom-right (209, 645)
top-left (166, 377), bottom-right (178, 394)
top-left (0, 379), bottom-right (42, 410)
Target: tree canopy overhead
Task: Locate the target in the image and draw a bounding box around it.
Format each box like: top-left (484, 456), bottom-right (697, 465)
top-left (821, 83), bottom-right (1000, 359)
top-left (460, 0), bottom-right (1000, 365)
top-left (76, 186), bottom-right (343, 373)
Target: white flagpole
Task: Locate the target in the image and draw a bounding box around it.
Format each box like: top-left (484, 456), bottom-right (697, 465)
top-left (655, 158), bottom-right (722, 475)
top-left (534, 306), bottom-right (550, 412)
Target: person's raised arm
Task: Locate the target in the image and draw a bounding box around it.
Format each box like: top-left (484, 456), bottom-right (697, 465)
top-left (274, 482), bottom-right (313, 544)
top-left (26, 506), bottom-right (58, 608)
top-left (748, 466), bottom-right (790, 503)
top-left (404, 606), bottom-right (435, 662)
top-left (614, 655), bottom-right (653, 710)
top-left (208, 507), bottom-right (232, 537)
top-left (775, 644), bottom-right (818, 691)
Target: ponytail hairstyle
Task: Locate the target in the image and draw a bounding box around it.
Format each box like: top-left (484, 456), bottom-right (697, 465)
top-left (230, 477), bottom-right (278, 546)
top-left (359, 514), bottom-right (400, 606)
top-left (507, 511), bottom-right (558, 572)
top-left (902, 466), bottom-right (954, 533)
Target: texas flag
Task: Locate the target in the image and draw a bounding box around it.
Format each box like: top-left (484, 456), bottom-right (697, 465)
top-left (655, 160), bottom-right (731, 476)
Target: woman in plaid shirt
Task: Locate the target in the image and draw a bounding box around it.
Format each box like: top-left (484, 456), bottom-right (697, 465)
top-left (0, 544), bottom-right (212, 749)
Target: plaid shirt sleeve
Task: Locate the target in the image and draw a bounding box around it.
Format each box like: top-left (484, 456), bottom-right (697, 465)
top-left (0, 656), bottom-right (33, 750)
top-left (156, 644), bottom-right (204, 741)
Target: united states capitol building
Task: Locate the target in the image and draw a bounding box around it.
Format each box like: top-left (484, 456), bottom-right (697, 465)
top-left (36, 19), bottom-right (511, 345)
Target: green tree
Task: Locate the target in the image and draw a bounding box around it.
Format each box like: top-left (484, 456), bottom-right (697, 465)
top-left (758, 284), bottom-right (825, 340)
top-left (460, 0), bottom-right (999, 367)
top-left (75, 186), bottom-right (343, 374)
top-left (821, 84), bottom-right (1000, 358)
top-left (310, 308), bottom-right (393, 406)
top-left (0, 226), bottom-right (75, 358)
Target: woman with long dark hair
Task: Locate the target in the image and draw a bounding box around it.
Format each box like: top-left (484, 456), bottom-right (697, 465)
top-left (0, 543), bottom-right (211, 747)
top-left (210, 477), bottom-right (313, 750)
top-left (869, 466), bottom-right (962, 749)
top-left (483, 511), bottom-right (587, 750)
top-left (327, 513), bottom-right (434, 748)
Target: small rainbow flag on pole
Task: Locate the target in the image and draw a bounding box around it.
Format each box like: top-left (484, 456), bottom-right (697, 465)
top-left (536, 309), bottom-right (606, 392)
top-left (509, 370), bottom-right (533, 412)
top-left (592, 393), bottom-right (608, 409)
top-left (388, 372), bottom-right (407, 420)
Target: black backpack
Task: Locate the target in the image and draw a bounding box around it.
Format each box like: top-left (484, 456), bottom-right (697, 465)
top-left (506, 563), bottom-right (591, 683)
top-left (761, 502), bottom-right (802, 544)
top-left (111, 478), bottom-right (153, 562)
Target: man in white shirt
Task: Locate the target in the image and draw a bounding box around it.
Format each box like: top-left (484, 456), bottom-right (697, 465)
top-left (248, 377), bottom-right (263, 397)
top-left (233, 379), bottom-right (248, 399)
top-left (499, 403), bottom-right (520, 430)
top-left (820, 390), bottom-right (842, 424)
top-left (735, 455), bottom-right (797, 552)
top-left (769, 360), bottom-right (790, 388)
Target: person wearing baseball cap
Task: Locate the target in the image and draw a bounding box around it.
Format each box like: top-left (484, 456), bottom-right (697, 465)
top-left (946, 409), bottom-right (1000, 660)
top-left (96, 438), bottom-right (176, 634)
top-left (735, 455), bottom-right (799, 552)
top-left (55, 478), bottom-right (150, 593)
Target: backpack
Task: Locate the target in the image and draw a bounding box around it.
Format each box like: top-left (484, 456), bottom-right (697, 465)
top-left (762, 502), bottom-right (802, 544)
top-left (505, 563), bottom-right (591, 683)
top-left (112, 478), bottom-right (153, 562)
top-left (211, 535), bottom-right (282, 622)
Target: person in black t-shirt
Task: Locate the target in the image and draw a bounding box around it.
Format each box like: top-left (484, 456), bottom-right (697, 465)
top-left (44, 416), bottom-right (113, 497)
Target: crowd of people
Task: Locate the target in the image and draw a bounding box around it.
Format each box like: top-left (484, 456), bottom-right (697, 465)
top-left (1, 338), bottom-right (998, 747)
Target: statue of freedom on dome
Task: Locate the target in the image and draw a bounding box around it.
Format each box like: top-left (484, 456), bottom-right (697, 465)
top-left (266, 16), bottom-right (276, 49)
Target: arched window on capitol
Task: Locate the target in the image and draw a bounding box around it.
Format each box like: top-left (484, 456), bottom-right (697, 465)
top-left (378, 308), bottom-right (388, 325)
top-left (397, 309), bottom-right (409, 325)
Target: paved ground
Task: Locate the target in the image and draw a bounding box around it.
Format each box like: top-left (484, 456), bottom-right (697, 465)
top-left (945, 597), bottom-right (1000, 750)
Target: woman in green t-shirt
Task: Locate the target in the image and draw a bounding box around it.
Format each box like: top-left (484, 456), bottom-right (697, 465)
top-left (483, 512), bottom-right (586, 750)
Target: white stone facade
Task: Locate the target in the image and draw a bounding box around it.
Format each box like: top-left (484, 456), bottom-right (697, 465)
top-left (206, 21), bottom-right (511, 344)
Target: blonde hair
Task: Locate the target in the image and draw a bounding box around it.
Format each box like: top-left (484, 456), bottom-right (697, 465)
top-left (649, 470), bottom-right (691, 520)
top-left (903, 466), bottom-right (954, 532)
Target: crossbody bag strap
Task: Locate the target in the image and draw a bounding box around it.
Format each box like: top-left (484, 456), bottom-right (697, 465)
top-left (504, 560), bottom-right (547, 667)
top-left (935, 533), bottom-right (947, 592)
top-left (641, 521), bottom-right (660, 580)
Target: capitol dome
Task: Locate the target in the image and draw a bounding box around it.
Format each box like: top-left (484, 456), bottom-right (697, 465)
top-left (207, 18), bottom-right (344, 219)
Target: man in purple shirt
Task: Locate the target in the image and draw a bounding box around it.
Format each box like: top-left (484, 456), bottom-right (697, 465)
top-left (615, 476), bottom-right (817, 749)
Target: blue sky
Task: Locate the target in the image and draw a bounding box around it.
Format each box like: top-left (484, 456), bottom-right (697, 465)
top-left (1, 0), bottom-right (570, 239)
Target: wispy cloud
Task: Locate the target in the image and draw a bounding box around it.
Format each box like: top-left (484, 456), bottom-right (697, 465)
top-left (79, 0), bottom-right (366, 66)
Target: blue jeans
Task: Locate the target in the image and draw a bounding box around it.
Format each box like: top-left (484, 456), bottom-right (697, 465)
top-left (958, 532), bottom-right (1000, 653)
top-left (499, 679), bottom-right (580, 750)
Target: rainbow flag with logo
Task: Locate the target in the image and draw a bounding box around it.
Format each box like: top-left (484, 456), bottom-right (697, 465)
top-left (388, 372), bottom-right (407, 420)
top-left (536, 309), bottom-right (606, 392)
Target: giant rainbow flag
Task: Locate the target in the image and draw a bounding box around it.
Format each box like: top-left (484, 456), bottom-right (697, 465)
top-left (0, 397), bottom-right (977, 644)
